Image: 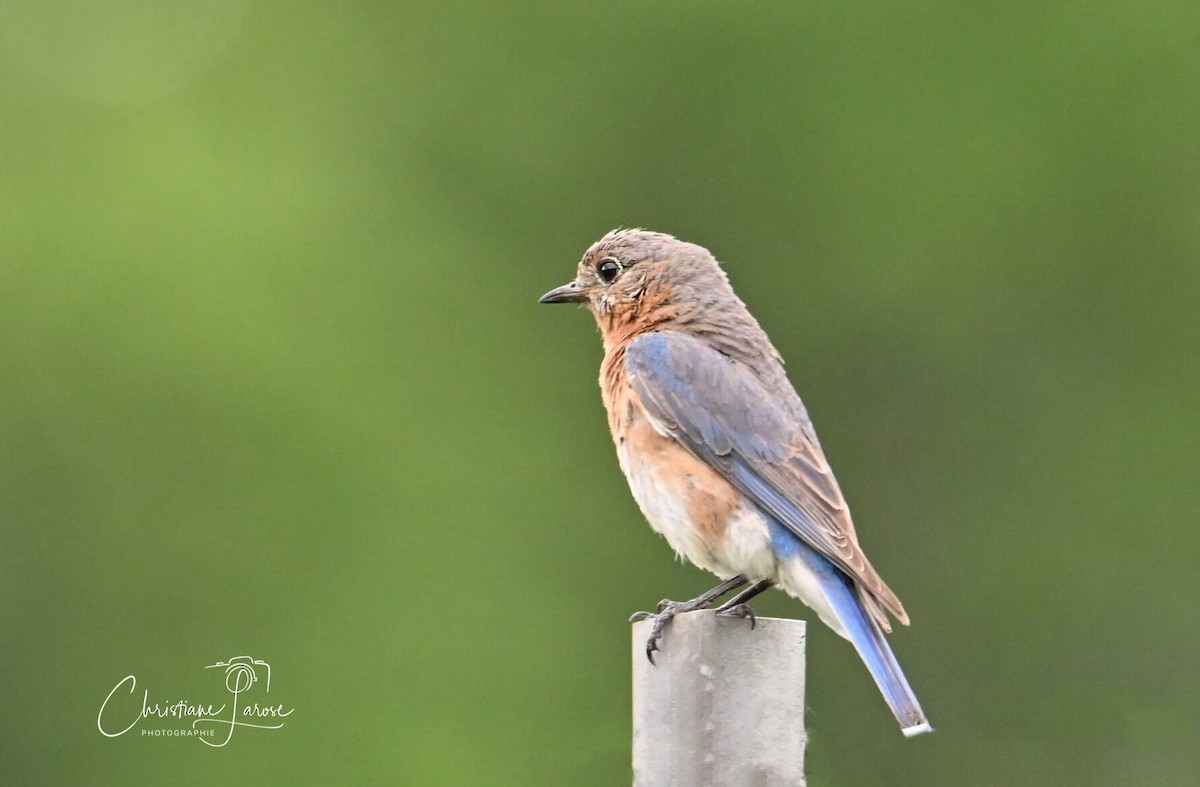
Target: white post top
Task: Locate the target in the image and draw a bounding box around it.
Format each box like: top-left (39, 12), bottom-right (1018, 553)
top-left (632, 610), bottom-right (807, 787)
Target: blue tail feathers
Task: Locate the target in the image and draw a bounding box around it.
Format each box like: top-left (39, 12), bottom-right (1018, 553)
top-left (836, 583), bottom-right (933, 736)
top-left (782, 523), bottom-right (932, 736)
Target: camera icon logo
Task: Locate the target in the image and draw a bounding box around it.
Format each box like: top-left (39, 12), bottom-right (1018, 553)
top-left (205, 656), bottom-right (271, 695)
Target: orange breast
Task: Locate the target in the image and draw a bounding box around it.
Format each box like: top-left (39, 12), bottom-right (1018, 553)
top-left (602, 342), bottom-right (740, 552)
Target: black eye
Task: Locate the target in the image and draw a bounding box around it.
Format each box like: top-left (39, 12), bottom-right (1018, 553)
top-left (597, 259), bottom-right (620, 283)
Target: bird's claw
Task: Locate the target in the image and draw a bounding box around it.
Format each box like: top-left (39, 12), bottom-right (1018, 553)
top-left (630, 577), bottom-right (758, 664)
top-left (632, 598), bottom-right (711, 665)
top-left (716, 603), bottom-right (758, 630)
top-left (628, 599), bottom-right (673, 623)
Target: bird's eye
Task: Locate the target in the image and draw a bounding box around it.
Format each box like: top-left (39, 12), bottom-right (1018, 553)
top-left (597, 259), bottom-right (620, 283)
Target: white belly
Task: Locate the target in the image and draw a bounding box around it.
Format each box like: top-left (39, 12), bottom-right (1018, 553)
top-left (617, 440), bottom-right (776, 581)
top-left (617, 439), bottom-right (850, 639)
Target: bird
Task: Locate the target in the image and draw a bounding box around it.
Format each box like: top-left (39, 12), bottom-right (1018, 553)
top-left (539, 229), bottom-right (931, 737)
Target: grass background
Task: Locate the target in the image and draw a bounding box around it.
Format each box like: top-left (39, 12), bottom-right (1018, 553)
top-left (2, 1), bottom-right (1197, 784)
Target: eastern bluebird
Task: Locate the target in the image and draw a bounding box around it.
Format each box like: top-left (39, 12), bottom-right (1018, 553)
top-left (540, 229), bottom-right (931, 736)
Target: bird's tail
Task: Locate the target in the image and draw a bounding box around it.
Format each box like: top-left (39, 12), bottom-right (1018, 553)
top-left (825, 574), bottom-right (932, 736)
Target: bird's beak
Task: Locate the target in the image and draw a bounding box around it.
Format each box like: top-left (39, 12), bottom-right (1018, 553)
top-left (538, 281), bottom-right (587, 304)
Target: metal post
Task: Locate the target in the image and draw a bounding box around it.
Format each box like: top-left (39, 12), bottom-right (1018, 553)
top-left (632, 610), bottom-right (807, 786)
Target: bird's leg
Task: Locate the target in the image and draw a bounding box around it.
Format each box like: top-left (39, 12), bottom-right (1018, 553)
top-left (714, 579), bottom-right (774, 629)
top-left (629, 575), bottom-right (747, 624)
top-left (629, 575), bottom-right (749, 664)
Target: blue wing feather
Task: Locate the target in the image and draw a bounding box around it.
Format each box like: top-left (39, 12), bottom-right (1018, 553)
top-left (626, 331), bottom-right (930, 734)
top-left (625, 331), bottom-right (905, 624)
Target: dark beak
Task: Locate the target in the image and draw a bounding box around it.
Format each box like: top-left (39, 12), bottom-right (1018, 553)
top-left (538, 281), bottom-right (587, 304)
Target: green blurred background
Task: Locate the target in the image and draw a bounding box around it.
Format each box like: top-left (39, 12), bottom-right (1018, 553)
top-left (2, 1), bottom-right (1197, 785)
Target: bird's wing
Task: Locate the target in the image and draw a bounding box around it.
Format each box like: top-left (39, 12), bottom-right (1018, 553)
top-left (625, 331), bottom-right (908, 627)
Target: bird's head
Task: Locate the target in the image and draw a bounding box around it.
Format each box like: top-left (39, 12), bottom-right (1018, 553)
top-left (539, 229), bottom-right (732, 335)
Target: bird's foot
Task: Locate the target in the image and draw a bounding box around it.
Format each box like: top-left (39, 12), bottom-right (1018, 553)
top-left (715, 602), bottom-right (758, 630)
top-left (628, 576), bottom-right (751, 664)
top-left (630, 596), bottom-right (718, 664)
top-left (627, 600), bottom-right (673, 624)
top-left (712, 578), bottom-right (772, 631)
